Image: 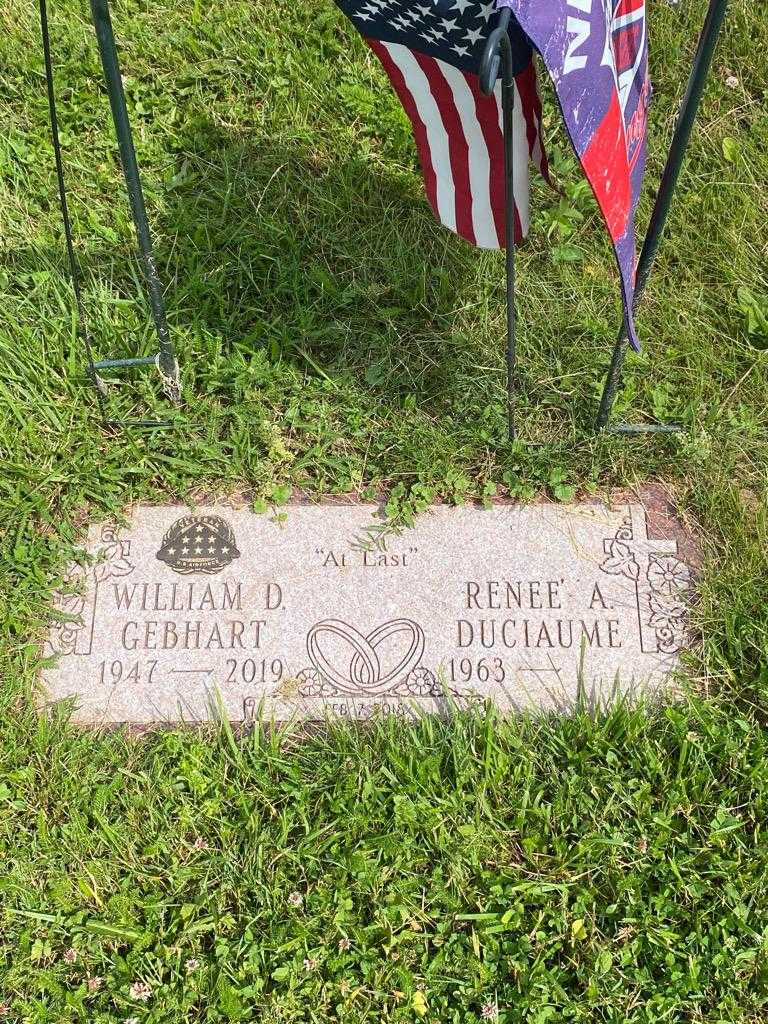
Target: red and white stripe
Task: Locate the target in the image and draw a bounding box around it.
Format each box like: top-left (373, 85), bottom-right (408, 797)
top-left (367, 38), bottom-right (546, 249)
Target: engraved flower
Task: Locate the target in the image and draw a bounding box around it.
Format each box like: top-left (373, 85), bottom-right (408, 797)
top-left (647, 556), bottom-right (690, 596)
top-left (600, 539), bottom-right (640, 581)
top-left (297, 668), bottom-right (336, 698)
top-left (51, 564), bottom-right (87, 640)
top-left (58, 588), bottom-right (86, 618)
top-left (93, 534), bottom-right (134, 583)
top-left (405, 667), bottom-right (438, 697)
top-left (648, 593), bottom-right (688, 629)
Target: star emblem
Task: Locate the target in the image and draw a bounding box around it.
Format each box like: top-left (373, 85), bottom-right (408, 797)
top-left (157, 515), bottom-right (241, 576)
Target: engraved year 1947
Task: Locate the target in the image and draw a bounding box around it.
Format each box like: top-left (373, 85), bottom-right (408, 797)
top-left (98, 658), bottom-right (158, 686)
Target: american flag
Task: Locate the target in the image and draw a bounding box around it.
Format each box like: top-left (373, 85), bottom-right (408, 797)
top-left (335, 0), bottom-right (548, 248)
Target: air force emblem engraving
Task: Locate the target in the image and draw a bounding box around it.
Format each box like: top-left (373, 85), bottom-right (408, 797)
top-left (156, 515), bottom-right (240, 575)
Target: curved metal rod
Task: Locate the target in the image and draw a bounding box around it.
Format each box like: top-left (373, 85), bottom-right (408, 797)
top-left (479, 8), bottom-right (517, 440)
top-left (479, 7), bottom-right (511, 96)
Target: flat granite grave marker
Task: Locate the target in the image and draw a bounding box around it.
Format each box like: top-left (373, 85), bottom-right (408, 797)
top-left (41, 502), bottom-right (694, 725)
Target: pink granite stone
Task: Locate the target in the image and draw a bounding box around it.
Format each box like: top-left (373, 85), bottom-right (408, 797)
top-left (40, 501), bottom-right (694, 725)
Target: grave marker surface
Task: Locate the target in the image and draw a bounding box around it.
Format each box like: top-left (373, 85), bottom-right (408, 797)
top-left (42, 502), bottom-right (693, 724)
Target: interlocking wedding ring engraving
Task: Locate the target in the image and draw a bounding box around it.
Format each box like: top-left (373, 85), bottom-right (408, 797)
top-left (306, 618), bottom-right (425, 695)
top-left (307, 620), bottom-right (380, 693)
top-left (350, 619), bottom-right (424, 688)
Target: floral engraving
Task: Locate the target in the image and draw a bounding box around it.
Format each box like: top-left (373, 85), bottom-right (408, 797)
top-left (646, 555), bottom-right (691, 597)
top-left (599, 537), bottom-right (640, 582)
top-left (599, 516), bottom-right (639, 581)
top-left (600, 515), bottom-right (692, 656)
top-left (645, 554), bottom-right (691, 654)
top-left (47, 526), bottom-right (134, 657)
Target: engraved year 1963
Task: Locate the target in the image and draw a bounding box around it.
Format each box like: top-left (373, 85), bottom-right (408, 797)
top-left (448, 656), bottom-right (505, 683)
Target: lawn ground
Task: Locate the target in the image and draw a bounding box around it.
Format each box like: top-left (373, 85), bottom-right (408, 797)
top-left (1, 0), bottom-right (768, 1020)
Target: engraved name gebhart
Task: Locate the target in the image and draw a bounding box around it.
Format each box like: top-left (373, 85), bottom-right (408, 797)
top-left (42, 504), bottom-right (692, 722)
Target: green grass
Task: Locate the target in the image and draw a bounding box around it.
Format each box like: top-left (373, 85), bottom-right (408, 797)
top-left (1, 699), bottom-right (768, 1023)
top-left (1, 0), bottom-right (768, 1019)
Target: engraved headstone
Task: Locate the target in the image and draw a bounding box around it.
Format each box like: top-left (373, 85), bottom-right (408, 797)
top-left (41, 502), bottom-right (693, 724)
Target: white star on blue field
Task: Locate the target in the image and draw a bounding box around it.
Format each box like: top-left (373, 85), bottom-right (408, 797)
top-left (337, 0), bottom-right (532, 76)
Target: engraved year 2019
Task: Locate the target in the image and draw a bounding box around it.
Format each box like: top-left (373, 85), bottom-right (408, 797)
top-left (225, 658), bottom-right (284, 684)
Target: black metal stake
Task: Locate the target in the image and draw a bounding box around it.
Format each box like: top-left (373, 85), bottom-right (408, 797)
top-left (40, 0), bottom-right (179, 426)
top-left (480, 8), bottom-right (517, 441)
top-left (596, 0), bottom-right (729, 432)
top-left (90, 0), bottom-right (180, 404)
top-left (501, 35), bottom-right (517, 442)
top-left (39, 0), bottom-right (109, 421)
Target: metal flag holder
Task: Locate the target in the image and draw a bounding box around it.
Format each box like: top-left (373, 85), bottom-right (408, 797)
top-left (40, 0), bottom-right (180, 428)
top-left (40, 0), bottom-right (727, 435)
top-left (479, 0), bottom-right (729, 439)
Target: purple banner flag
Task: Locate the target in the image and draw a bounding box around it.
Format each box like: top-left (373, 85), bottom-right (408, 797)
top-left (499, 0), bottom-right (650, 349)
